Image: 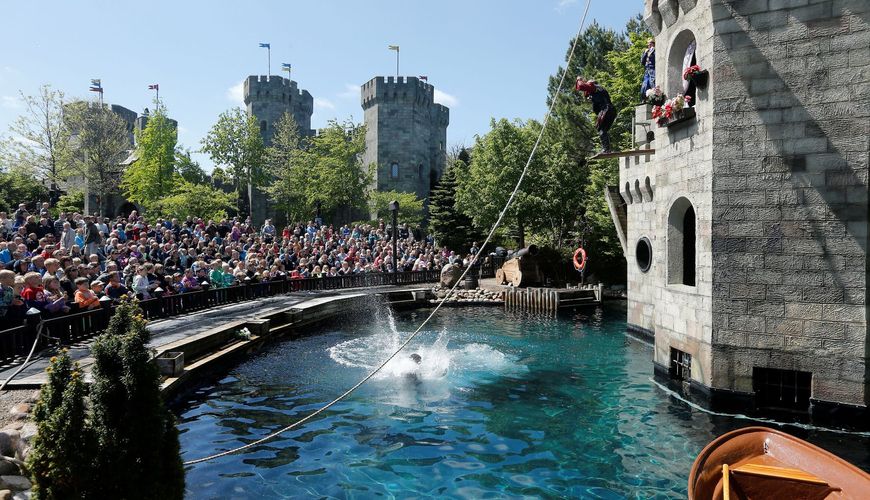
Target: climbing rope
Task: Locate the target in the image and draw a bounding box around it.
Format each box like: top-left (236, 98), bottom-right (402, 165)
top-left (184, 0), bottom-right (594, 466)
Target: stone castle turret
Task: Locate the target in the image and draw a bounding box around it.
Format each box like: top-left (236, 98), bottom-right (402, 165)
top-left (361, 76), bottom-right (449, 202)
top-left (244, 75), bottom-right (314, 144)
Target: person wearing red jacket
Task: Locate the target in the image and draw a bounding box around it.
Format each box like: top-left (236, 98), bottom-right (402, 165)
top-left (575, 77), bottom-right (617, 153)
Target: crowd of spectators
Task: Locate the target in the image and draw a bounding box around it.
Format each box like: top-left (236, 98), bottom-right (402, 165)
top-left (0, 202), bottom-right (478, 327)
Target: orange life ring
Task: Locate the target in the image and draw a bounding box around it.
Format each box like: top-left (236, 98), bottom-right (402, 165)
top-left (573, 247), bottom-right (587, 272)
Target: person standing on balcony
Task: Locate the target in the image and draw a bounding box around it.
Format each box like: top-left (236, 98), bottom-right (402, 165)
top-left (575, 77), bottom-right (617, 154)
top-left (640, 38), bottom-right (656, 102)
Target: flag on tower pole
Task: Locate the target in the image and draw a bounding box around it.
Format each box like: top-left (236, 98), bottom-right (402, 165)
top-left (148, 84), bottom-right (159, 106)
top-left (418, 75), bottom-right (428, 81)
top-left (259, 42), bottom-right (271, 78)
top-left (388, 45), bottom-right (399, 78)
top-left (281, 63), bottom-right (291, 79)
top-left (89, 79), bottom-right (103, 106)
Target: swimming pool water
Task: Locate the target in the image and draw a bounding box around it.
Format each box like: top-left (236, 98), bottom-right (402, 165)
top-left (175, 303), bottom-right (869, 499)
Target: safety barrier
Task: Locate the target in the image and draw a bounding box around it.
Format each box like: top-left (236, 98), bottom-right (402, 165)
top-left (0, 270), bottom-right (447, 366)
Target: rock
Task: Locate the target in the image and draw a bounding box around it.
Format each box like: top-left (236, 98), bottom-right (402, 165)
top-left (0, 432), bottom-right (17, 458)
top-left (0, 489), bottom-right (11, 500)
top-left (439, 264), bottom-right (464, 288)
top-left (17, 425), bottom-right (35, 446)
top-left (0, 461), bottom-right (19, 476)
top-left (11, 491), bottom-right (29, 500)
top-left (0, 476), bottom-right (30, 491)
top-left (7, 406), bottom-right (28, 421)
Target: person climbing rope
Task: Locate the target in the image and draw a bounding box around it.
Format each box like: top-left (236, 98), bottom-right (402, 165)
top-left (575, 77), bottom-right (616, 154)
top-left (640, 38), bottom-right (656, 102)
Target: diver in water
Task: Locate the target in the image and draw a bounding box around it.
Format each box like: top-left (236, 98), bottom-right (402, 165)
top-left (405, 353), bottom-right (423, 384)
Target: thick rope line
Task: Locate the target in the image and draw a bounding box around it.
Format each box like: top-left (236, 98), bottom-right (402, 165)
top-left (184, 0), bottom-right (593, 466)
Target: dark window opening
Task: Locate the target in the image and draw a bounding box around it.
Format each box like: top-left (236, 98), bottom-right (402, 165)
top-left (260, 120), bottom-right (267, 133)
top-left (636, 237), bottom-right (652, 273)
top-left (418, 163), bottom-right (424, 181)
top-left (753, 367), bottom-right (812, 413)
top-left (670, 348), bottom-right (691, 382)
top-left (683, 205), bottom-right (696, 286)
top-left (391, 162), bottom-right (399, 178)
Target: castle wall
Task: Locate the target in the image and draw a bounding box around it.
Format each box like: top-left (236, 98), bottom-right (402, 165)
top-left (361, 77), bottom-right (449, 204)
top-left (624, 0), bottom-right (717, 387)
top-left (708, 0), bottom-right (869, 407)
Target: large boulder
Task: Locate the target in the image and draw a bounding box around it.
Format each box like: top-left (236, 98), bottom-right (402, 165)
top-left (440, 264), bottom-right (464, 288)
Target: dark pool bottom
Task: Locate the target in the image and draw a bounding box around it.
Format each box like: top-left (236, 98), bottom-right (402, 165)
top-left (175, 303), bottom-right (870, 499)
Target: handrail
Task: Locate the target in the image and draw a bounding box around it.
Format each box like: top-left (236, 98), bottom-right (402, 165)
top-left (0, 270), bottom-right (442, 365)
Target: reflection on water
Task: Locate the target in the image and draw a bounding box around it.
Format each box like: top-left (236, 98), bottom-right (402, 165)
top-left (175, 304), bottom-right (870, 499)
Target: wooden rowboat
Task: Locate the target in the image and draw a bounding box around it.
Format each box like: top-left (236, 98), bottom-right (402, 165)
top-left (689, 427), bottom-right (870, 500)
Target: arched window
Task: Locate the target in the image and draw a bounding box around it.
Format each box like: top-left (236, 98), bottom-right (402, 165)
top-left (668, 30), bottom-right (698, 106)
top-left (260, 120), bottom-right (267, 133)
top-left (418, 163), bottom-right (424, 181)
top-left (391, 162), bottom-right (399, 178)
top-left (667, 197), bottom-right (696, 286)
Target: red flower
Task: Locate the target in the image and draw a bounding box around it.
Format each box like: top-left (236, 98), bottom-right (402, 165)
top-left (683, 64), bottom-right (702, 81)
top-left (651, 105), bottom-right (662, 119)
top-left (663, 103), bottom-right (673, 118)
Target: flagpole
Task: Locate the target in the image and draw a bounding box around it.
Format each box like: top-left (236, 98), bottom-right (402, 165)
top-left (268, 46), bottom-right (271, 79)
top-left (396, 47), bottom-right (400, 78)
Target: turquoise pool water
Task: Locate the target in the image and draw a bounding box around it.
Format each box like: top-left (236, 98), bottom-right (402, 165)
top-left (176, 303), bottom-right (869, 499)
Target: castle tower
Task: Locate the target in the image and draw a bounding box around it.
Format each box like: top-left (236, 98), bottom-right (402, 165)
top-left (610, 0), bottom-right (869, 424)
top-left (243, 75), bottom-right (314, 145)
top-left (361, 76), bottom-right (449, 203)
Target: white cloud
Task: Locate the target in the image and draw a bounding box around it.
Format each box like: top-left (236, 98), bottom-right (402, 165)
top-left (434, 89), bottom-right (458, 108)
top-left (226, 81), bottom-right (244, 105)
top-left (556, 0), bottom-right (577, 11)
top-left (314, 97), bottom-right (335, 110)
top-left (1, 95), bottom-right (21, 109)
top-left (338, 83), bottom-right (360, 100)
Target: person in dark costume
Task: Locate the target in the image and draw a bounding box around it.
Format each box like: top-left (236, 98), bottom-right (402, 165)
top-left (640, 38), bottom-right (656, 102)
top-left (575, 77), bottom-right (617, 153)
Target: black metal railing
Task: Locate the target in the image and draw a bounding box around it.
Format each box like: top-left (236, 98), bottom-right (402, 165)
top-left (0, 270), bottom-right (443, 366)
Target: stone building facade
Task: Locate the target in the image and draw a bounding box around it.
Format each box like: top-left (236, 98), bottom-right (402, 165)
top-left (244, 75), bottom-right (315, 144)
top-left (361, 76), bottom-right (449, 203)
top-left (610, 0), bottom-right (869, 425)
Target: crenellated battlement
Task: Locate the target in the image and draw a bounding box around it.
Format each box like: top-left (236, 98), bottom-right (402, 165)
top-left (361, 76), bottom-right (436, 109)
top-left (431, 103), bottom-right (449, 127)
top-left (244, 75), bottom-right (311, 105)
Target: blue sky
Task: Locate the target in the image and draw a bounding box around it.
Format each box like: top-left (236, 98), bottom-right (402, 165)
top-left (0, 0), bottom-right (641, 170)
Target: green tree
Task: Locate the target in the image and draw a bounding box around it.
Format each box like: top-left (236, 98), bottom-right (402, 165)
top-left (152, 180), bottom-right (236, 221)
top-left (0, 168), bottom-right (49, 213)
top-left (0, 85), bottom-right (71, 190)
top-left (292, 119), bottom-right (371, 220)
top-left (174, 147), bottom-right (207, 185)
top-left (428, 152), bottom-right (478, 252)
top-left (368, 190), bottom-right (425, 227)
top-left (54, 189), bottom-right (85, 215)
top-left (64, 101), bottom-right (130, 215)
top-left (89, 299), bottom-right (185, 499)
top-left (200, 107), bottom-right (265, 216)
top-left (28, 350), bottom-right (93, 499)
top-left (264, 113), bottom-right (306, 221)
top-left (121, 105), bottom-right (177, 210)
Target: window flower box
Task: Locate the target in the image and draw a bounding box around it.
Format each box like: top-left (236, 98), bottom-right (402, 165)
top-left (659, 107), bottom-right (696, 127)
top-left (683, 65), bottom-right (709, 89)
top-left (652, 94), bottom-right (695, 128)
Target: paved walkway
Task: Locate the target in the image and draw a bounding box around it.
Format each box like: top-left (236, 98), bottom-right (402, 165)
top-left (0, 285), bottom-right (428, 388)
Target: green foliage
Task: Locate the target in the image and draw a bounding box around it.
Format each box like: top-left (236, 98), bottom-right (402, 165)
top-left (264, 113), bottom-right (307, 221)
top-left (151, 179), bottom-right (235, 221)
top-left (201, 107), bottom-right (265, 214)
top-left (121, 105), bottom-right (178, 210)
top-left (89, 299), bottom-right (184, 499)
top-left (290, 119), bottom-right (372, 218)
top-left (54, 190), bottom-right (85, 215)
top-left (0, 85), bottom-right (72, 188)
top-left (63, 101), bottom-right (130, 215)
top-left (428, 155), bottom-right (478, 252)
top-left (28, 350), bottom-right (93, 500)
top-left (174, 148), bottom-right (207, 185)
top-left (0, 168), bottom-right (49, 213)
top-left (368, 190), bottom-right (424, 227)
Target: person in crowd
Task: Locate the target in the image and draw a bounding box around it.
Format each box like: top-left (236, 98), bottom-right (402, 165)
top-left (0, 269), bottom-right (14, 320)
top-left (104, 272), bottom-right (130, 301)
top-left (42, 275), bottom-right (70, 314)
top-left (132, 265), bottom-right (152, 300)
top-left (21, 271), bottom-right (48, 312)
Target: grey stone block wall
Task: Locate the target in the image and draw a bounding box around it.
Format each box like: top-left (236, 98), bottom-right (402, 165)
top-left (709, 0), bottom-right (869, 405)
top-left (361, 76), bottom-right (449, 205)
top-left (244, 75), bottom-right (315, 145)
